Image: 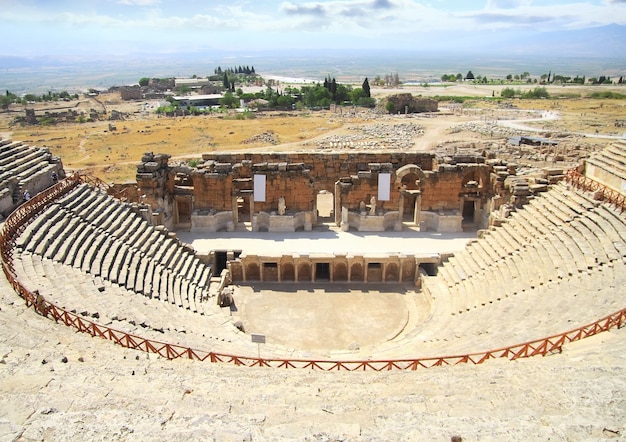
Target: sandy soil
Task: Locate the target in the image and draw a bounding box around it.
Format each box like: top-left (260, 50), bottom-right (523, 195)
top-left (1, 84), bottom-right (624, 182)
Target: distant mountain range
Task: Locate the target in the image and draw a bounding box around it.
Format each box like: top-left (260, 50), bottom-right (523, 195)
top-left (1, 24), bottom-right (624, 94)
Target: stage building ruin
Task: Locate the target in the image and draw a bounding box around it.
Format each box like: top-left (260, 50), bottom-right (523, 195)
top-left (136, 151), bottom-right (530, 284)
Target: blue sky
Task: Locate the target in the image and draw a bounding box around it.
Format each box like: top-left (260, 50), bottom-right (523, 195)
top-left (1, 0), bottom-right (625, 57)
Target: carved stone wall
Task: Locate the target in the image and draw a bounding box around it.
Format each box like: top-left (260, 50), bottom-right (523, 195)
top-left (137, 152), bottom-right (504, 232)
top-left (227, 252), bottom-right (439, 284)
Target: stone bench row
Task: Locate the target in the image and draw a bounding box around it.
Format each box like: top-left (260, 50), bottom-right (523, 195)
top-left (15, 184), bottom-right (213, 313)
top-left (0, 148), bottom-right (52, 184)
top-left (0, 140), bottom-right (24, 154)
top-left (0, 143), bottom-right (29, 164)
top-left (433, 184), bottom-right (626, 314)
top-left (12, 253), bottom-right (255, 356)
top-left (22, 184), bottom-right (210, 283)
top-left (394, 263), bottom-right (625, 360)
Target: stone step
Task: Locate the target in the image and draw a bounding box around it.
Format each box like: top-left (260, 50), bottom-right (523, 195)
top-left (532, 194), bottom-right (575, 225)
top-left (578, 215), bottom-right (621, 262)
top-left (71, 223), bottom-right (98, 270)
top-left (71, 189), bottom-right (100, 218)
top-left (82, 231), bottom-right (109, 273)
top-left (90, 235), bottom-right (114, 277)
top-left (100, 239), bottom-right (123, 281)
top-left (42, 215), bottom-right (74, 260)
top-left (116, 215), bottom-right (144, 243)
top-left (544, 185), bottom-right (588, 216)
top-left (0, 147), bottom-right (45, 170)
top-left (80, 192), bottom-right (111, 223)
top-left (98, 204), bottom-right (128, 232)
top-left (24, 205), bottom-right (61, 252)
top-left (595, 204), bottom-right (626, 245)
top-left (17, 160), bottom-right (53, 183)
top-left (125, 251), bottom-right (142, 291)
top-left (110, 243), bottom-right (130, 284)
top-left (568, 219), bottom-right (605, 268)
top-left (587, 210), bottom-right (626, 258)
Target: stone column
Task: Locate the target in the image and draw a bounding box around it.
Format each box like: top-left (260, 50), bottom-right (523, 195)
top-left (474, 200), bottom-right (481, 224)
top-left (249, 197), bottom-right (255, 224)
top-left (232, 194), bottom-right (239, 225)
top-left (334, 181), bottom-right (342, 226)
top-left (396, 192), bottom-right (405, 231)
top-left (414, 192), bottom-right (422, 226)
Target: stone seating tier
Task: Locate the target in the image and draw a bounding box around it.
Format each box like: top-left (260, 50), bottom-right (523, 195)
top-left (426, 181), bottom-right (626, 320)
top-left (14, 184), bottom-right (213, 314)
top-left (12, 252), bottom-right (256, 356)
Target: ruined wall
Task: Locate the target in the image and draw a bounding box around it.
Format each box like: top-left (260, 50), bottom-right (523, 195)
top-left (137, 152), bottom-right (498, 229)
top-left (420, 164), bottom-right (490, 211)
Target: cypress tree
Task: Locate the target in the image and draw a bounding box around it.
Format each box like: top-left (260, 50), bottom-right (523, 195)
top-left (362, 77), bottom-right (371, 98)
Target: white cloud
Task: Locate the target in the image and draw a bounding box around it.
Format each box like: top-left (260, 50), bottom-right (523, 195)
top-left (117, 0), bottom-right (162, 5)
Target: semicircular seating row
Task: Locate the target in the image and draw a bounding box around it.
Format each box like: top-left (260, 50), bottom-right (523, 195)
top-left (8, 168), bottom-right (626, 361)
top-left (15, 183), bottom-right (213, 312)
top-left (422, 179), bottom-right (626, 325)
top-left (356, 181), bottom-right (626, 360)
top-left (10, 183), bottom-right (275, 355)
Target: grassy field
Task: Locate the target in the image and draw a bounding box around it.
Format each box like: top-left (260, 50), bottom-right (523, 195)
top-left (1, 84), bottom-right (624, 183)
top-left (4, 107), bottom-right (345, 183)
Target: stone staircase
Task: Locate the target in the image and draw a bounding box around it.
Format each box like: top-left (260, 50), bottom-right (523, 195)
top-left (14, 184), bottom-right (213, 315)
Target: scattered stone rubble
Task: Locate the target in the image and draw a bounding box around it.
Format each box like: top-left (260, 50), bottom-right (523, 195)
top-left (241, 131), bottom-right (278, 145)
top-left (308, 123), bottom-right (424, 150)
top-left (449, 122), bottom-right (522, 138)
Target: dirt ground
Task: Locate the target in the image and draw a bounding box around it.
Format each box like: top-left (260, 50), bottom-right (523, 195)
top-left (1, 84), bottom-right (624, 182)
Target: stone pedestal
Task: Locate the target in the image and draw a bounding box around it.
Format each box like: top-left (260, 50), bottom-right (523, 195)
top-left (304, 212), bottom-right (313, 232)
top-left (341, 206), bottom-right (350, 232)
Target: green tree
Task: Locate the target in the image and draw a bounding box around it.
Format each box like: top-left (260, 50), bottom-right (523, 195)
top-left (522, 87), bottom-right (549, 99)
top-left (501, 87), bottom-right (516, 98)
top-left (139, 77), bottom-right (149, 87)
top-left (362, 77), bottom-right (371, 98)
top-left (351, 88), bottom-right (365, 103)
top-left (465, 70), bottom-right (475, 80)
top-left (220, 91), bottom-right (239, 109)
top-left (276, 94), bottom-right (295, 108)
top-left (176, 85), bottom-right (191, 95)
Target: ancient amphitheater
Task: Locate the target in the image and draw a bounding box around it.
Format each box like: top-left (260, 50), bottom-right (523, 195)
top-left (1, 136), bottom-right (625, 440)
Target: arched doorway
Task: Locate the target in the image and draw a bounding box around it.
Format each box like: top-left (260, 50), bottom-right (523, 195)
top-left (395, 165), bottom-right (425, 226)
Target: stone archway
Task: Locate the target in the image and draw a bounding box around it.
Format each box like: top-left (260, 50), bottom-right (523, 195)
top-left (395, 164), bottom-right (426, 188)
top-left (297, 263), bottom-right (311, 282)
top-left (334, 262), bottom-right (348, 282)
top-left (281, 262), bottom-right (295, 281)
top-left (385, 262), bottom-right (399, 282)
top-left (246, 262), bottom-right (260, 281)
top-left (350, 263), bottom-right (364, 282)
top-left (396, 165), bottom-right (425, 226)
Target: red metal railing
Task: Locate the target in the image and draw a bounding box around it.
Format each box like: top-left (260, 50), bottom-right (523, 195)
top-left (565, 169), bottom-right (626, 213)
top-left (1, 173), bottom-right (625, 370)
